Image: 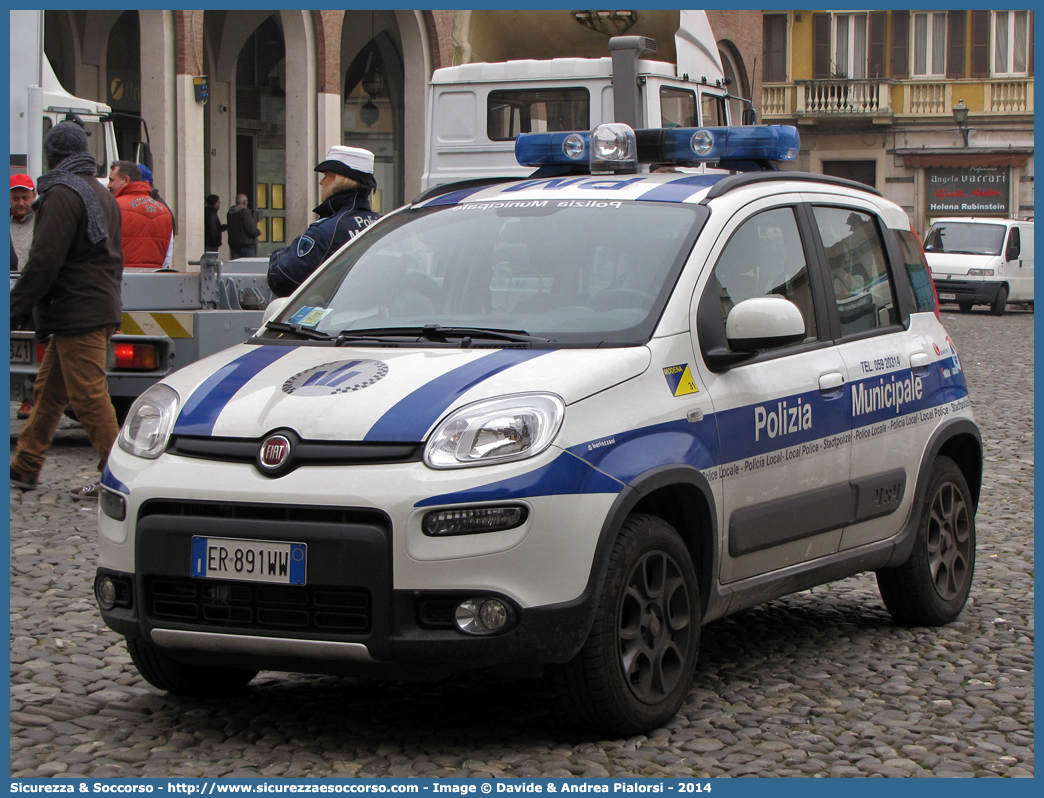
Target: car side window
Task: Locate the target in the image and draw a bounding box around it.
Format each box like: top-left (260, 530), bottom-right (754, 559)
top-left (812, 206), bottom-right (898, 336)
top-left (710, 207), bottom-right (817, 343)
top-left (1007, 226), bottom-right (1021, 259)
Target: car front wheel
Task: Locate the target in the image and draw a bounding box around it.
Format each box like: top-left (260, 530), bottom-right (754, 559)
top-left (552, 514), bottom-right (700, 735)
top-left (877, 456), bottom-right (975, 625)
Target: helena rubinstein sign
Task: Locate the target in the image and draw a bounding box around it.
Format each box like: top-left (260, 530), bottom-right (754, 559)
top-left (927, 166), bottom-right (1009, 215)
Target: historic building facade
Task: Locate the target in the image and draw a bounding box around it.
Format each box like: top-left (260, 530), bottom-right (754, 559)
top-left (760, 9), bottom-right (1033, 234)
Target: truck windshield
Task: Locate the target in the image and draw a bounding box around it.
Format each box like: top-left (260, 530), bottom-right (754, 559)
top-left (40, 117), bottom-right (110, 178)
top-left (267, 200), bottom-right (707, 347)
top-left (924, 222), bottom-right (1006, 256)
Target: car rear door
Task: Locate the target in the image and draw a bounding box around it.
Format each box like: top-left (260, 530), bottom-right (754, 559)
top-left (803, 198), bottom-right (936, 550)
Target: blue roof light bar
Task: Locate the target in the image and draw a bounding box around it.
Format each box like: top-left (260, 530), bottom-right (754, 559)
top-left (516, 124), bottom-right (801, 170)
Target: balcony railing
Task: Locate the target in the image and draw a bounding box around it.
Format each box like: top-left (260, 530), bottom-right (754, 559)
top-left (795, 79), bottom-right (892, 116)
top-left (764, 78), bottom-right (1034, 119)
top-left (986, 79), bottom-right (1033, 113)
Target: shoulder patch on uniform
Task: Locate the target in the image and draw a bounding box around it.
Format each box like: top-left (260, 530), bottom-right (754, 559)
top-left (296, 236), bottom-right (315, 258)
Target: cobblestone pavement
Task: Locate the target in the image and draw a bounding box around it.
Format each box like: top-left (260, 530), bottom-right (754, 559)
top-left (10, 309), bottom-right (1033, 779)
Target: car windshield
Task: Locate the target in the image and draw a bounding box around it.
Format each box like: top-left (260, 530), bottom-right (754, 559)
top-left (924, 223), bottom-right (1006, 256)
top-left (265, 199), bottom-right (706, 347)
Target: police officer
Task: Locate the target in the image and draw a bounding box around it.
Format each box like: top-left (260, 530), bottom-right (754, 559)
top-left (267, 145), bottom-right (380, 297)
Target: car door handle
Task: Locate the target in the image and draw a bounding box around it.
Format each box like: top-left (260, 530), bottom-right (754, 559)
top-left (819, 371), bottom-right (844, 397)
top-left (910, 352), bottom-right (930, 376)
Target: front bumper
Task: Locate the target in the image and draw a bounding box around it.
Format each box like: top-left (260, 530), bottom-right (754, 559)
top-left (97, 446), bottom-right (618, 673)
top-left (932, 278), bottom-right (1002, 305)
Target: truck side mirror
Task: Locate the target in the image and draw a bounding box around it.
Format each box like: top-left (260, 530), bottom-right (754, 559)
top-left (742, 108), bottom-right (757, 126)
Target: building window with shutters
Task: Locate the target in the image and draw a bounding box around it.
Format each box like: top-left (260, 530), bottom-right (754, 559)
top-left (912, 12), bottom-right (947, 76)
top-left (763, 14), bottom-right (788, 83)
top-left (993, 11), bottom-right (1030, 75)
top-left (833, 13), bottom-right (868, 79)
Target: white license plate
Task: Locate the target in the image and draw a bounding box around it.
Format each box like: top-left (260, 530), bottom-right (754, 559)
top-left (10, 339), bottom-right (31, 364)
top-left (938, 293), bottom-right (956, 301)
top-left (190, 536), bottom-right (306, 585)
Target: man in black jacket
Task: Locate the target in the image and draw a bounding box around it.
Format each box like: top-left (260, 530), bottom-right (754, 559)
top-left (10, 122), bottom-right (124, 499)
top-left (204, 194), bottom-right (226, 252)
top-left (226, 193), bottom-right (261, 259)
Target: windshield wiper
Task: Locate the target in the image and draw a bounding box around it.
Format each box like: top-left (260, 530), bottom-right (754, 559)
top-left (335, 324), bottom-right (551, 347)
top-left (264, 321), bottom-right (333, 341)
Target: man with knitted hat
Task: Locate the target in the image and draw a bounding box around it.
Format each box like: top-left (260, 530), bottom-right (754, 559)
top-left (10, 120), bottom-right (124, 499)
top-left (10, 174), bottom-right (37, 269)
top-left (267, 145), bottom-right (380, 296)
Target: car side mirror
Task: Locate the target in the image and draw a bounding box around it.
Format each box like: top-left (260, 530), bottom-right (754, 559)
top-left (742, 108), bottom-right (757, 126)
top-left (725, 296), bottom-right (806, 352)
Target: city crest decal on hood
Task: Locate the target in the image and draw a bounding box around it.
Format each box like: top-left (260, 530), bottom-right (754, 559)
top-left (282, 359), bottom-right (389, 396)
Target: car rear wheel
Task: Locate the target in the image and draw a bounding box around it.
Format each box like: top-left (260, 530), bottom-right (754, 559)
top-left (552, 514), bottom-right (700, 735)
top-left (990, 285), bottom-right (1008, 316)
top-left (127, 638), bottom-right (258, 696)
top-left (877, 456), bottom-right (975, 625)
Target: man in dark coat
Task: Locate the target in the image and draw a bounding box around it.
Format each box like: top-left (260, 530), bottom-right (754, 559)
top-left (267, 146), bottom-right (380, 297)
top-left (204, 194), bottom-right (226, 251)
top-left (10, 121), bottom-right (124, 499)
top-left (226, 193), bottom-right (261, 259)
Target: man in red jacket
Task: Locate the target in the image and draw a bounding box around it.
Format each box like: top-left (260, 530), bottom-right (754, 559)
top-left (108, 161), bottom-right (173, 269)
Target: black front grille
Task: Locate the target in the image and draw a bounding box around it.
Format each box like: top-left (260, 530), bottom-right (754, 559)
top-left (145, 577), bottom-right (371, 634)
top-left (165, 435), bottom-right (422, 467)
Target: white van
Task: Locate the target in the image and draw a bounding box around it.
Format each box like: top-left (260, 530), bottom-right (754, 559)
top-left (924, 218), bottom-right (1034, 315)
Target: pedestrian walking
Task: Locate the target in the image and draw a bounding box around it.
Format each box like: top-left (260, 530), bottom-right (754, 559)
top-left (9, 121), bottom-right (124, 500)
top-left (226, 193), bottom-right (261, 259)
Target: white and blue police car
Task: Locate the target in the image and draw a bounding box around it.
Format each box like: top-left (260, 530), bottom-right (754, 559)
top-left (96, 123), bottom-right (981, 734)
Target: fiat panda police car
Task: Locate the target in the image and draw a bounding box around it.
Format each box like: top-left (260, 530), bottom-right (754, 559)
top-left (96, 123), bottom-right (981, 735)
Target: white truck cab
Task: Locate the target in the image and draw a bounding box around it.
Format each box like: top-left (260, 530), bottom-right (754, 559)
top-left (10, 9), bottom-right (120, 182)
top-left (924, 217), bottom-right (1034, 315)
top-left (423, 17), bottom-right (748, 190)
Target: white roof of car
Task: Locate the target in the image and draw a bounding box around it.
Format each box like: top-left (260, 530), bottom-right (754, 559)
top-left (415, 171), bottom-right (913, 230)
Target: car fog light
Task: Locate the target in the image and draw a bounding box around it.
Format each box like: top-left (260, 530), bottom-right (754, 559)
top-left (423, 506), bottom-right (527, 536)
top-left (455, 598), bottom-right (511, 635)
top-left (96, 576), bottom-right (117, 611)
top-left (100, 488), bottom-right (126, 521)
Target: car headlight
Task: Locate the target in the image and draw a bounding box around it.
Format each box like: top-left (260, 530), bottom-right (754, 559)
top-left (117, 384), bottom-right (180, 459)
top-left (967, 268), bottom-right (994, 276)
top-left (424, 394), bottom-right (565, 469)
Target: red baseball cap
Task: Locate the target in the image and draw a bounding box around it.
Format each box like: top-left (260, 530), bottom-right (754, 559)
top-left (10, 174), bottom-right (35, 191)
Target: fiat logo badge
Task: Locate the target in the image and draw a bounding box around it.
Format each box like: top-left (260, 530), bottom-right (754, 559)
top-left (259, 434), bottom-right (292, 470)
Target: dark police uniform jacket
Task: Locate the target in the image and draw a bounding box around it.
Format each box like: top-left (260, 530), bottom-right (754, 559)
top-left (267, 191), bottom-right (379, 297)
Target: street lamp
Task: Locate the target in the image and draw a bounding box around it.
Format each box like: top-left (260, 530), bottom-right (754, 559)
top-left (952, 99), bottom-right (969, 147)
